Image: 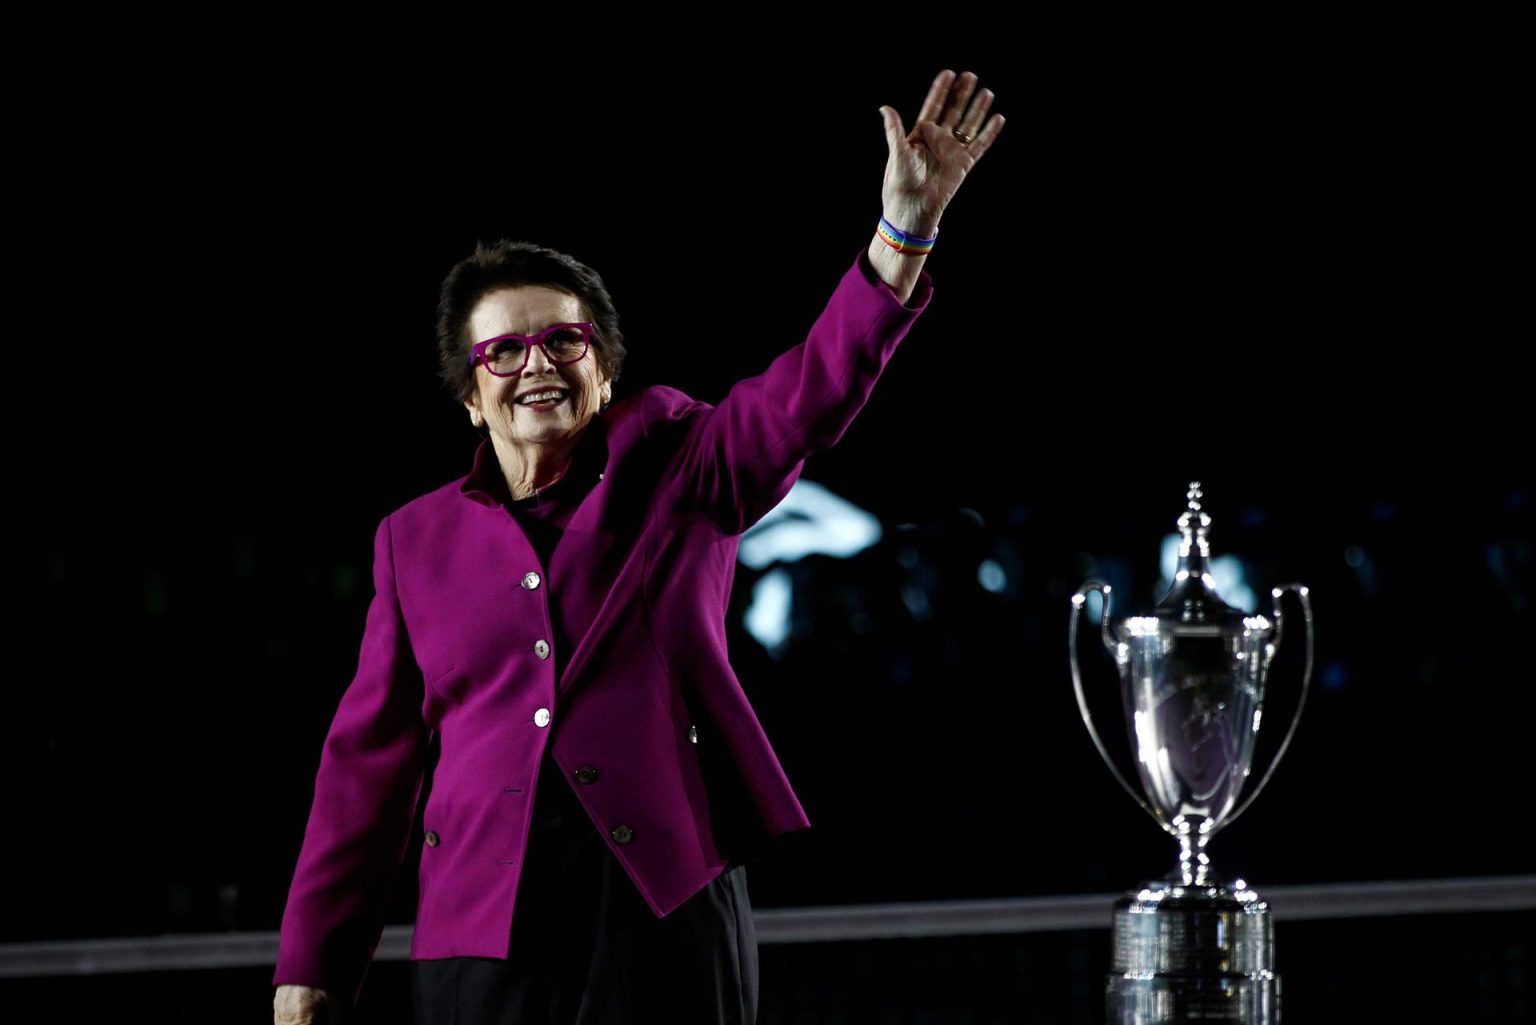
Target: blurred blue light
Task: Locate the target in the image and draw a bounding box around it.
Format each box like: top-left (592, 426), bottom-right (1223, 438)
top-left (1159, 534), bottom-right (1258, 611)
top-left (1320, 662), bottom-right (1349, 691)
top-left (1238, 505), bottom-right (1269, 528)
top-left (1078, 585), bottom-right (1106, 625)
top-left (901, 582), bottom-right (932, 623)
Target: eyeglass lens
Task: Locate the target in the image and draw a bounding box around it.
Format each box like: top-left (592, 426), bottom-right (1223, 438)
top-left (485, 326), bottom-right (588, 372)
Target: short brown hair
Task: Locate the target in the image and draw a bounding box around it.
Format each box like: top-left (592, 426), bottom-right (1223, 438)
top-left (435, 240), bottom-right (626, 407)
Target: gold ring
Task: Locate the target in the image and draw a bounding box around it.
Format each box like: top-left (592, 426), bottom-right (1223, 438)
top-left (952, 128), bottom-right (973, 146)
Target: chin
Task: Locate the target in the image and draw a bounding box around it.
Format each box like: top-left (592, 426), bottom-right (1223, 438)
top-left (520, 422), bottom-right (580, 444)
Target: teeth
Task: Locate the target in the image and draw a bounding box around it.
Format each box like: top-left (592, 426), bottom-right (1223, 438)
top-left (518, 391), bottom-right (565, 405)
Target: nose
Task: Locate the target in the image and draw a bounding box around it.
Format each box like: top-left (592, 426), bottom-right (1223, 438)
top-left (522, 341), bottom-right (558, 375)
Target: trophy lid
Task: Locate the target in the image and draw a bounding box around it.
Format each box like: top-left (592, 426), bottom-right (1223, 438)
top-left (1152, 482), bottom-right (1249, 632)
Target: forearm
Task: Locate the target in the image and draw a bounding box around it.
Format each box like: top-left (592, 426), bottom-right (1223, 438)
top-left (669, 248), bottom-right (931, 533)
top-left (866, 204), bottom-right (938, 307)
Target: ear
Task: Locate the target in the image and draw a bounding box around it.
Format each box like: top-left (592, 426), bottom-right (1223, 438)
top-left (464, 397), bottom-right (484, 428)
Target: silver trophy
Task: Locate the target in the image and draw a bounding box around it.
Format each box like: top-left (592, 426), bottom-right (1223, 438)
top-left (1070, 483), bottom-right (1313, 1024)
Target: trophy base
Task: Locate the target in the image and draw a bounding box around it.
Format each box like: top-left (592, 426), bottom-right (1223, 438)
top-left (1108, 973), bottom-right (1279, 1024)
top-left (1106, 877), bottom-right (1279, 1025)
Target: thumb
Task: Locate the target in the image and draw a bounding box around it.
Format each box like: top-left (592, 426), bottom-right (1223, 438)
top-left (878, 106), bottom-right (906, 152)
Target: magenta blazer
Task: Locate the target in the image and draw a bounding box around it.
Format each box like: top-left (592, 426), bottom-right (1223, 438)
top-left (273, 248), bottom-right (934, 1005)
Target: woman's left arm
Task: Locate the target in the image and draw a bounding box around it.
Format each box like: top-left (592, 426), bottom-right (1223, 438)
top-left (868, 69), bottom-right (1006, 305)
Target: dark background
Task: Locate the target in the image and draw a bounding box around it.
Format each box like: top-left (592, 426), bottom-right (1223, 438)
top-left (6, 26), bottom-right (1530, 1023)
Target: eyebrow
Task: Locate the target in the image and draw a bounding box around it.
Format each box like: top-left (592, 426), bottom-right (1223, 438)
top-left (481, 321), bottom-right (599, 353)
top-left (482, 322), bottom-right (570, 340)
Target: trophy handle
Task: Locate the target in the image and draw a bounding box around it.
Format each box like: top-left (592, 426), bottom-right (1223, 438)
top-left (1070, 582), bottom-right (1163, 828)
top-left (1223, 582), bottom-right (1314, 830)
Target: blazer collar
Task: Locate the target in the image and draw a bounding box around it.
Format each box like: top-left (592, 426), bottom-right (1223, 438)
top-left (458, 416), bottom-right (610, 508)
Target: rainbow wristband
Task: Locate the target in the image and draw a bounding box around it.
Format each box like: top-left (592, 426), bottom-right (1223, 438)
top-left (877, 215), bottom-right (937, 255)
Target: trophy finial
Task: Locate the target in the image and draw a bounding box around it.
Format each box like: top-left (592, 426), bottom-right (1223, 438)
top-left (1178, 480), bottom-right (1211, 559)
top-left (1159, 482), bottom-right (1239, 624)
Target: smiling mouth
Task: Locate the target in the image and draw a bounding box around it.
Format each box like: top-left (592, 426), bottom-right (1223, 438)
top-left (516, 389), bottom-right (569, 411)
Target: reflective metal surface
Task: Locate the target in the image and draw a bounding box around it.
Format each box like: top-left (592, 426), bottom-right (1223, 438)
top-left (1072, 483), bottom-right (1314, 1024)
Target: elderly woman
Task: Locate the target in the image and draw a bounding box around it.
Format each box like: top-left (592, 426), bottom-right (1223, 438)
top-left (273, 68), bottom-right (1003, 1025)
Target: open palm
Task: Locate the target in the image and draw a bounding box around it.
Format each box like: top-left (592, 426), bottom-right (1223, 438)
top-left (879, 69), bottom-right (1005, 226)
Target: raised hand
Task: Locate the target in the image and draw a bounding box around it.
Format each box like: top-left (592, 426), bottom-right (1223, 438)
top-left (878, 69), bottom-right (1005, 235)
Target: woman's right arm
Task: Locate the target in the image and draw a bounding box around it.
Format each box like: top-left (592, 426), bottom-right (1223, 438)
top-left (272, 513), bottom-right (432, 1019)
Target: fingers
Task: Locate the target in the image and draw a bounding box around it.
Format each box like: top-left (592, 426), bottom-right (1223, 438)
top-left (910, 69), bottom-right (1001, 141)
top-left (954, 84), bottom-right (995, 141)
top-left (938, 71), bottom-right (1004, 160)
top-left (913, 69), bottom-right (957, 128)
top-left (968, 112), bottom-right (1006, 159)
top-left (892, 68), bottom-right (1005, 159)
top-left (878, 105), bottom-right (907, 154)
top-left (938, 72), bottom-right (980, 133)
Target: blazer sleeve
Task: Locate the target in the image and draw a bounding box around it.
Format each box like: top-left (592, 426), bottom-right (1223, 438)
top-left (662, 247), bottom-right (933, 534)
top-left (272, 513), bottom-right (431, 1010)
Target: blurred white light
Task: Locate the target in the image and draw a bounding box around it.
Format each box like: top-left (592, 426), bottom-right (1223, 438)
top-left (745, 568), bottom-right (792, 656)
top-left (739, 480), bottom-right (883, 657)
top-left (738, 479), bottom-right (881, 570)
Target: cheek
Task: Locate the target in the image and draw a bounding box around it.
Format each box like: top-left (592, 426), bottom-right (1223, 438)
top-left (488, 382), bottom-right (517, 412)
top-left (570, 371), bottom-right (598, 405)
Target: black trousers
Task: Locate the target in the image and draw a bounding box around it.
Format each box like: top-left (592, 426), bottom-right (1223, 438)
top-left (410, 752), bottom-right (758, 1025)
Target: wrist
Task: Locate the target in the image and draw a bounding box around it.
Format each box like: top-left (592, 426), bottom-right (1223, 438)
top-left (875, 212), bottom-right (937, 257)
top-left (880, 203), bottom-right (940, 239)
